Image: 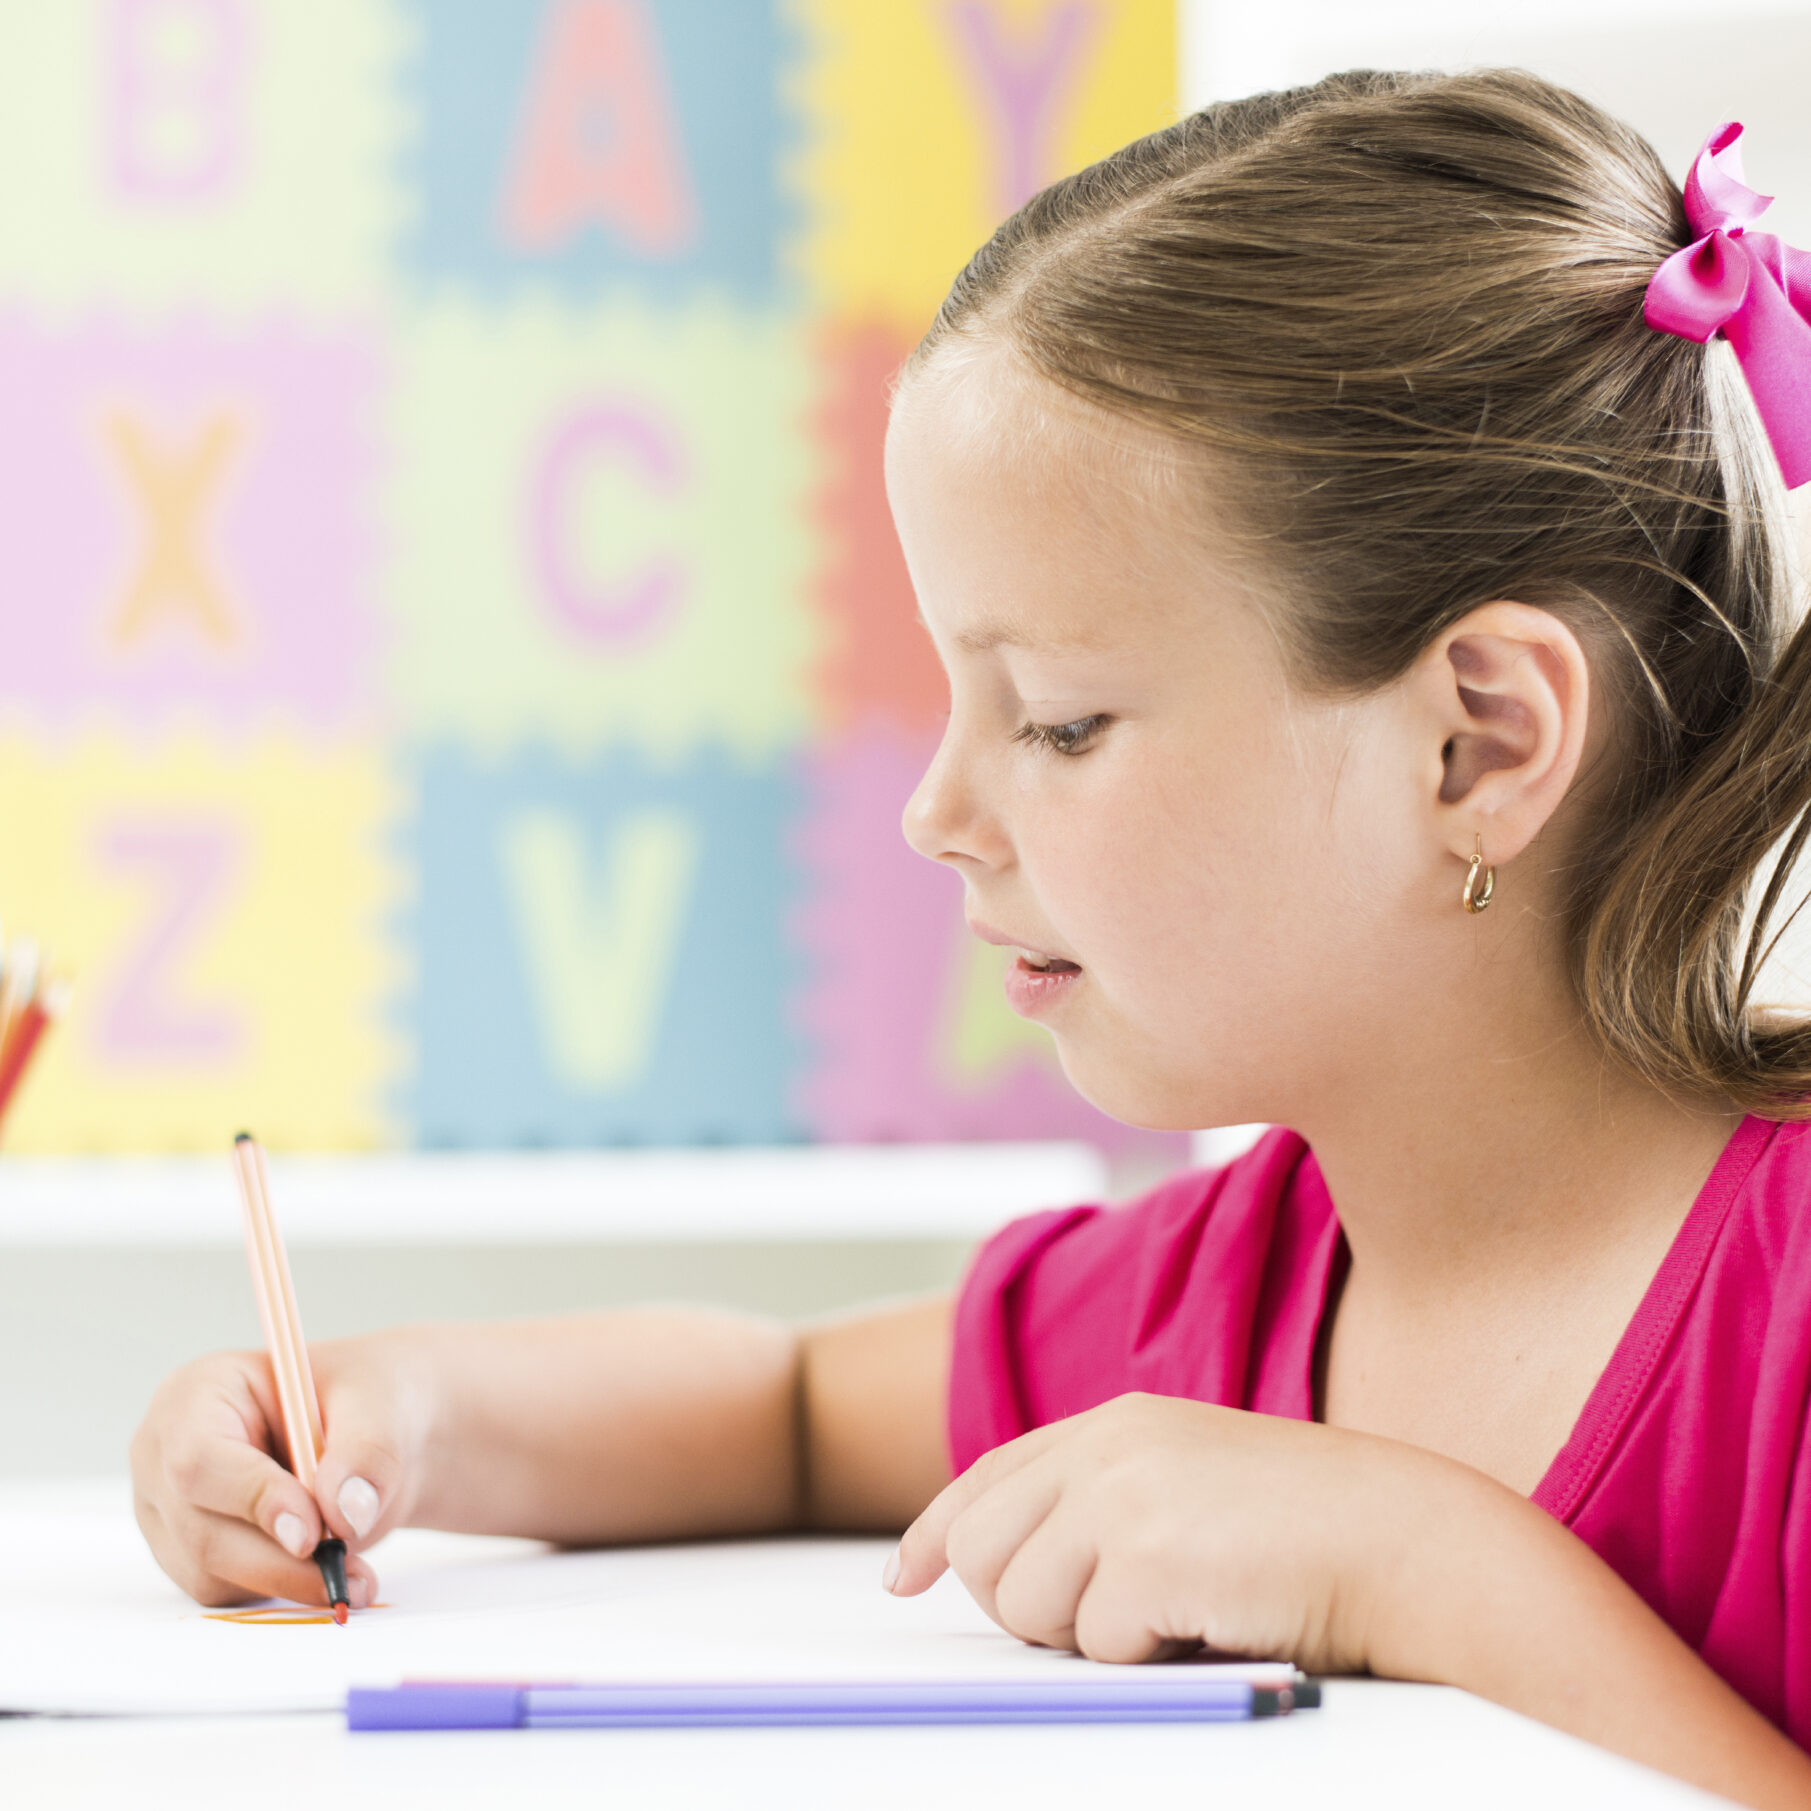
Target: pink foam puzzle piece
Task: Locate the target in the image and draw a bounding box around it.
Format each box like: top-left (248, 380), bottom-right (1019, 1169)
top-left (0, 316), bottom-right (382, 729)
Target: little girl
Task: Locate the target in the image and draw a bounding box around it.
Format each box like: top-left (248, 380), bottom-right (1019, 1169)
top-left (132, 70), bottom-right (1811, 1805)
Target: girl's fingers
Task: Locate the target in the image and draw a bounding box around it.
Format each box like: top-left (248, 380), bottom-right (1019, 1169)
top-left (313, 1431), bottom-right (403, 1550)
top-left (132, 1351), bottom-right (391, 1611)
top-left (345, 1553), bottom-right (381, 1605)
top-left (888, 1423), bottom-right (1062, 1597)
top-left (942, 1464), bottom-right (1065, 1631)
top-left (989, 1507), bottom-right (1098, 1652)
top-left (175, 1507), bottom-right (375, 1612)
top-left (170, 1435), bottom-right (322, 1556)
top-left (1072, 1556), bottom-right (1173, 1666)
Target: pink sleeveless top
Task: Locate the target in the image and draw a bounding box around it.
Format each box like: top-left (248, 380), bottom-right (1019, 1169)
top-left (950, 1116), bottom-right (1811, 1742)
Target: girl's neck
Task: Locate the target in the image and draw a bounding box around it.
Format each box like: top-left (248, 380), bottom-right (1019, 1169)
top-left (1293, 975), bottom-right (1744, 1300)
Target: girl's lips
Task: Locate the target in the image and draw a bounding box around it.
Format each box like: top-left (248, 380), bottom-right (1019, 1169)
top-left (1002, 953), bottom-right (1083, 1018)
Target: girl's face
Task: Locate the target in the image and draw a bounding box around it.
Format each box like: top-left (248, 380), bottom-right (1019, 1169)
top-left (886, 352), bottom-right (1438, 1133)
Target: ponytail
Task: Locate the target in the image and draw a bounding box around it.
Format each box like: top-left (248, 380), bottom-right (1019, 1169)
top-left (1580, 393), bottom-right (1811, 1114)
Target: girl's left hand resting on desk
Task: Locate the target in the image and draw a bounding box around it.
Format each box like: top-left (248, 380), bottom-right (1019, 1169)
top-left (888, 1392), bottom-right (1811, 1805)
top-left (890, 1391), bottom-right (1401, 1671)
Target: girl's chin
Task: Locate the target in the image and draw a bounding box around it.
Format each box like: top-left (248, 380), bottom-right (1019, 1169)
top-left (1045, 1027), bottom-right (1243, 1136)
top-left (1035, 1049), bottom-right (1168, 1137)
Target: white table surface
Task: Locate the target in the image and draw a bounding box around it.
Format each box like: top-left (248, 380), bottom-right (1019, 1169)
top-left (0, 1484), bottom-right (1727, 1810)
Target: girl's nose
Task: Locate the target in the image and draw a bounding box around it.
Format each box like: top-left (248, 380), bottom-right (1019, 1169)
top-left (902, 732), bottom-right (1005, 871)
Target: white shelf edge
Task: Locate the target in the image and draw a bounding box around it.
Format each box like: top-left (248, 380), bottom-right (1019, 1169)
top-left (1190, 1124), bottom-right (1270, 1168)
top-left (0, 1143), bottom-right (1113, 1246)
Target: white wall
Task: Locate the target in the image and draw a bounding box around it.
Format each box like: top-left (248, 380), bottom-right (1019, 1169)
top-left (1183, 0), bottom-right (1811, 269)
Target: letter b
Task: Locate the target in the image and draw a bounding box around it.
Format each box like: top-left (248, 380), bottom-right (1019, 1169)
top-left (109, 0), bottom-right (249, 203)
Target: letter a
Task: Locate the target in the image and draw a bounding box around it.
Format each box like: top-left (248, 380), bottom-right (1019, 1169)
top-left (499, 0), bottom-right (699, 257)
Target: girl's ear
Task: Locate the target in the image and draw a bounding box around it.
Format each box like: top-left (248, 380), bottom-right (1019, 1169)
top-left (1414, 601), bottom-right (1591, 867)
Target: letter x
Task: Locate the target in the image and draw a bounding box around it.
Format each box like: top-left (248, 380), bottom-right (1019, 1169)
top-left (108, 412), bottom-right (240, 647)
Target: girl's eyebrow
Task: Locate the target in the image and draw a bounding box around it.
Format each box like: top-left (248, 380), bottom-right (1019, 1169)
top-left (918, 609), bottom-right (1108, 656)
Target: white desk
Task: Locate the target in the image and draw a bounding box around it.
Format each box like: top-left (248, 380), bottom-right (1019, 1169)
top-left (0, 1484), bottom-right (1726, 1810)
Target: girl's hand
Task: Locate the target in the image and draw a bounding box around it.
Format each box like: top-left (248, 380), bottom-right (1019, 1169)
top-left (886, 1391), bottom-right (1471, 1674)
top-left (129, 1335), bottom-right (433, 1610)
top-left (885, 1391), bottom-right (1811, 1809)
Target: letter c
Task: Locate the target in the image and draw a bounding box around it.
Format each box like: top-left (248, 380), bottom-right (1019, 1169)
top-left (528, 401), bottom-right (688, 648)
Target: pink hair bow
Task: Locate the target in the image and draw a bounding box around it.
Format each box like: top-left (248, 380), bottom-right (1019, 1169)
top-left (1644, 122), bottom-right (1811, 489)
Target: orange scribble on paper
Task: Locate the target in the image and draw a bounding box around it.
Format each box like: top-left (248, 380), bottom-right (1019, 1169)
top-left (202, 1603), bottom-right (390, 1625)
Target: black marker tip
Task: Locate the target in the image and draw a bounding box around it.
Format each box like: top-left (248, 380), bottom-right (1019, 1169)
top-left (234, 1130), bottom-right (253, 1145)
top-left (314, 1536), bottom-right (350, 1623)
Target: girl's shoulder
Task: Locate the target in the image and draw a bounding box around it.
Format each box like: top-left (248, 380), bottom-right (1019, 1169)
top-left (948, 1130), bottom-right (1337, 1467)
top-left (1723, 1114), bottom-right (1811, 1250)
top-left (962, 1126), bottom-right (1325, 1317)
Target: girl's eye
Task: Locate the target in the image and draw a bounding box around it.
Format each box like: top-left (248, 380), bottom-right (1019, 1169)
top-left (1011, 714), bottom-right (1110, 757)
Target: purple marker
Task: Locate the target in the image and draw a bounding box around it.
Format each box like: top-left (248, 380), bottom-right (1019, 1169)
top-left (347, 1677), bottom-right (1316, 1731)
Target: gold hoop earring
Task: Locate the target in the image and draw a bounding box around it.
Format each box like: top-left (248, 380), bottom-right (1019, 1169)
top-left (1462, 834), bottom-right (1495, 915)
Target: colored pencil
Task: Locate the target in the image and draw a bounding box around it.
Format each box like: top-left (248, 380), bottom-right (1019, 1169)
top-left (0, 933), bottom-right (66, 1140)
top-left (0, 979), bottom-right (67, 1124)
top-left (0, 938), bottom-right (39, 1066)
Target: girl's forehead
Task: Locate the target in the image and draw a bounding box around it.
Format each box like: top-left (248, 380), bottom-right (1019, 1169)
top-left (891, 343), bottom-right (1178, 492)
top-left (888, 349), bottom-right (1266, 642)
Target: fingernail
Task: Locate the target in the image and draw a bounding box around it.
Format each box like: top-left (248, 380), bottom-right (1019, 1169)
top-left (349, 1573), bottom-right (373, 1610)
top-left (338, 1475), bottom-right (380, 1538)
top-left (881, 1546), bottom-right (901, 1593)
top-left (273, 1511), bottom-right (311, 1559)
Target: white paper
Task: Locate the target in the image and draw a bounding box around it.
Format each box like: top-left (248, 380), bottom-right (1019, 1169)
top-left (0, 1484), bottom-right (1293, 1716)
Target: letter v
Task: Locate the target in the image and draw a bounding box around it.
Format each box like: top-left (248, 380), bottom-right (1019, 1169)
top-left (498, 806), bottom-right (699, 1091)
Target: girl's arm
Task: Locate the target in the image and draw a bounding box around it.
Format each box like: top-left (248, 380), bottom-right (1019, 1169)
top-left (131, 1296), bottom-right (953, 1608)
top-left (386, 1295), bottom-right (954, 1542)
top-left (888, 1395), bottom-right (1811, 1811)
top-left (1370, 1459), bottom-right (1810, 1808)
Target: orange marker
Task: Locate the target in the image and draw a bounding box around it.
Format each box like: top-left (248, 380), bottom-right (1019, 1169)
top-left (232, 1133), bottom-right (352, 1623)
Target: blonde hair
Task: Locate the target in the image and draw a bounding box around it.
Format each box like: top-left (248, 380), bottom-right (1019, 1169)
top-left (912, 67), bottom-right (1811, 1116)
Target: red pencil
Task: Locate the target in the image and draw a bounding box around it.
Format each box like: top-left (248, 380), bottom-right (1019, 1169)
top-left (0, 977), bottom-right (67, 1130)
top-left (0, 938), bottom-right (38, 1069)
